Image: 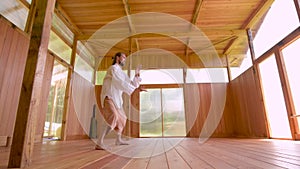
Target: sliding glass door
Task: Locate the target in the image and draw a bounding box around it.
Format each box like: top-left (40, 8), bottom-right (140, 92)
top-left (140, 88), bottom-right (186, 137)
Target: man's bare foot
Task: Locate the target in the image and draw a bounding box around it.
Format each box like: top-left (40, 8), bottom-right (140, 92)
top-left (115, 140), bottom-right (129, 145)
top-left (95, 144), bottom-right (111, 150)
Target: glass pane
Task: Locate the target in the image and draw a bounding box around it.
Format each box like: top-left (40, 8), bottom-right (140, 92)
top-left (186, 68), bottom-right (228, 83)
top-left (140, 89), bottom-right (162, 137)
top-left (162, 88), bottom-right (186, 136)
top-left (48, 31), bottom-right (72, 64)
top-left (139, 69), bottom-right (183, 84)
top-left (282, 38), bottom-right (300, 116)
top-left (74, 54), bottom-right (94, 82)
top-left (44, 61), bottom-right (68, 139)
top-left (0, 0), bottom-right (28, 30)
top-left (77, 41), bottom-right (95, 67)
top-left (52, 14), bottom-right (74, 45)
top-left (259, 55), bottom-right (291, 138)
top-left (96, 71), bottom-right (106, 85)
top-left (253, 0), bottom-right (299, 58)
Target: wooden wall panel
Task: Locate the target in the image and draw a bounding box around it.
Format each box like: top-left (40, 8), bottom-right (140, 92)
top-left (66, 73), bottom-right (96, 140)
top-left (0, 16), bottom-right (29, 141)
top-left (230, 67), bottom-right (268, 137)
top-left (185, 83), bottom-right (235, 137)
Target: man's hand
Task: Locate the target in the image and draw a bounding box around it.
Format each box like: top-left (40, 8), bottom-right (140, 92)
top-left (135, 64), bottom-right (142, 76)
top-left (138, 86), bottom-right (147, 92)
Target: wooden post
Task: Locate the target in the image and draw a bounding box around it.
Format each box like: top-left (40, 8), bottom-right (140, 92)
top-left (126, 37), bottom-right (132, 138)
top-left (225, 55), bottom-right (232, 82)
top-left (246, 28), bottom-right (270, 138)
top-left (274, 49), bottom-right (298, 140)
top-left (8, 0), bottom-right (56, 167)
top-left (60, 36), bottom-right (77, 141)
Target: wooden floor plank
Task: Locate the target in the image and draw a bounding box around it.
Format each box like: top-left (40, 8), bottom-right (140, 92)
top-left (175, 146), bottom-right (214, 169)
top-left (209, 139), bottom-right (300, 168)
top-left (1, 138), bottom-right (300, 169)
top-left (164, 139), bottom-right (191, 169)
top-left (146, 138), bottom-right (169, 169)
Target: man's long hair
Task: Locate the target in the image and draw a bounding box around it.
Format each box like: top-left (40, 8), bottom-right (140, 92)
top-left (112, 52), bottom-right (124, 65)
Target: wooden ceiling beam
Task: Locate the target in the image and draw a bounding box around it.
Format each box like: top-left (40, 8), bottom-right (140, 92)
top-left (77, 29), bottom-right (246, 40)
top-left (122, 0), bottom-right (140, 51)
top-left (185, 0), bottom-right (203, 57)
top-left (223, 0), bottom-right (275, 55)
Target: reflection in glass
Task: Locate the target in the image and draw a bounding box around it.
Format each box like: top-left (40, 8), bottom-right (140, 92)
top-left (140, 89), bottom-right (162, 137)
top-left (140, 88), bottom-right (186, 137)
top-left (162, 88), bottom-right (186, 136)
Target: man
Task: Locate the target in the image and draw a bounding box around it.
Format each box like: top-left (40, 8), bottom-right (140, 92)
top-left (95, 52), bottom-right (145, 150)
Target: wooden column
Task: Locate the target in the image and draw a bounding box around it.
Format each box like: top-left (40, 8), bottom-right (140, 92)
top-left (61, 36), bottom-right (77, 141)
top-left (246, 28), bottom-right (270, 138)
top-left (8, 0), bottom-right (56, 167)
top-left (225, 55), bottom-right (232, 82)
top-left (274, 49), bottom-right (298, 140)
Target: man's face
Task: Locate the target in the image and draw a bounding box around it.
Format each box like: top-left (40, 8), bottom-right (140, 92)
top-left (118, 54), bottom-right (126, 66)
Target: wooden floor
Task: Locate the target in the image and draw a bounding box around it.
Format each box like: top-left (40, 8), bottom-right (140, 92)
top-left (1, 138), bottom-right (300, 169)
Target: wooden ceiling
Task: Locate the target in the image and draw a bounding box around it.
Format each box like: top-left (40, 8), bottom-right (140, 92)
top-left (56, 0), bottom-right (274, 69)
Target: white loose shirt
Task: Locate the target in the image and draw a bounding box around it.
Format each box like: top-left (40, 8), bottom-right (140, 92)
top-left (100, 64), bottom-right (141, 109)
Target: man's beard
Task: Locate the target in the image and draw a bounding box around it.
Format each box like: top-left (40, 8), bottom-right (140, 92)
top-left (119, 60), bottom-right (125, 66)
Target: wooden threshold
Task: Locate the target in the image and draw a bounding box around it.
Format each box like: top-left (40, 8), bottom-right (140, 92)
top-left (1, 138), bottom-right (300, 168)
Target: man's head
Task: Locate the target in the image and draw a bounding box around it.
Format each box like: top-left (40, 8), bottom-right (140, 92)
top-left (112, 52), bottom-right (126, 66)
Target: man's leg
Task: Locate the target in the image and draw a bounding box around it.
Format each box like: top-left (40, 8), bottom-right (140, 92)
top-left (116, 132), bottom-right (129, 145)
top-left (95, 124), bottom-right (112, 150)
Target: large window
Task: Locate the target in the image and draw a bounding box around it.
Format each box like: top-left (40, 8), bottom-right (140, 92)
top-left (282, 38), bottom-right (300, 131)
top-left (253, 0), bottom-right (299, 58)
top-left (259, 55), bottom-right (292, 139)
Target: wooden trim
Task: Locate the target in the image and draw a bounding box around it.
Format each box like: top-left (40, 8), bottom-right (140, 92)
top-left (294, 0), bottom-right (300, 22)
top-left (65, 134), bottom-right (89, 140)
top-left (142, 84), bottom-right (182, 89)
top-left (60, 36), bottom-right (77, 141)
top-left (274, 49), bottom-right (298, 140)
